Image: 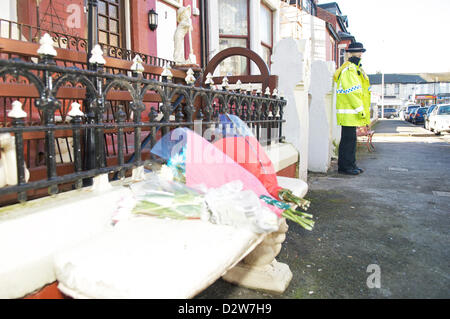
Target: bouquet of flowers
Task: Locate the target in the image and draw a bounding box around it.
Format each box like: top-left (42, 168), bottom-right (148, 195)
top-left (148, 126), bottom-right (314, 232)
top-left (129, 172), bottom-right (208, 220)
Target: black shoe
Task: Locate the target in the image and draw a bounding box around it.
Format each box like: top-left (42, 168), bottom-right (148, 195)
top-left (338, 169), bottom-right (360, 175)
top-left (354, 167), bottom-right (364, 173)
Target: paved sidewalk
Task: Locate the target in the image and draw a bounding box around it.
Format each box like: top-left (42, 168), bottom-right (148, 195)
top-left (197, 119), bottom-right (450, 299)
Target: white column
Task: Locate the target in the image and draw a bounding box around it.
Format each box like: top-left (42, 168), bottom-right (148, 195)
top-left (124, 0), bottom-right (131, 51)
top-left (308, 60), bottom-right (333, 173)
top-left (271, 38), bottom-right (309, 181)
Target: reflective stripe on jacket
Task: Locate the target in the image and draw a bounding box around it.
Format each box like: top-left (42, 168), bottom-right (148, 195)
top-left (334, 61), bottom-right (371, 126)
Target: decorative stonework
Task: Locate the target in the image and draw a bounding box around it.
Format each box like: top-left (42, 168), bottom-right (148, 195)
top-left (222, 218), bottom-right (293, 294)
top-left (173, 5), bottom-right (196, 65)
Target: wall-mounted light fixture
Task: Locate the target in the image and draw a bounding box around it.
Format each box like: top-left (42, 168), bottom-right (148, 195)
top-left (148, 9), bottom-right (158, 31)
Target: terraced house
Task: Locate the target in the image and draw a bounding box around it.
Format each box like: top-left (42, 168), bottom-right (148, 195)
top-left (0, 0), bottom-right (304, 299)
top-left (0, 0), bottom-right (359, 299)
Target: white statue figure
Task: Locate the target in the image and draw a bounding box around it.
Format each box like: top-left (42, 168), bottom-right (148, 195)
top-left (173, 5), bottom-right (196, 65)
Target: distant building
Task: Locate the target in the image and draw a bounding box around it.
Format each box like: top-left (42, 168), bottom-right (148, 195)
top-left (368, 73), bottom-right (450, 107)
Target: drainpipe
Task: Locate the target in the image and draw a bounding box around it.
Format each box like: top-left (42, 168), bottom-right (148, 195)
top-left (199, 0), bottom-right (208, 68)
top-left (87, 0), bottom-right (98, 68)
top-left (84, 0), bottom-right (99, 185)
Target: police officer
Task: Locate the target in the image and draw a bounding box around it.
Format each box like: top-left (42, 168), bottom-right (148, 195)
top-left (333, 42), bottom-right (371, 175)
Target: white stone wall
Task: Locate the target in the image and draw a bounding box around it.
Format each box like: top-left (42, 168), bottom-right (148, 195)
top-left (272, 38), bottom-right (309, 181)
top-left (307, 60), bottom-right (334, 173)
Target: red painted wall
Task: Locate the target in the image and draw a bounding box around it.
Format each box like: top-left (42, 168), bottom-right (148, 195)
top-left (18, 0), bottom-right (85, 38)
top-left (15, 0), bottom-right (203, 65)
top-left (130, 0), bottom-right (157, 58)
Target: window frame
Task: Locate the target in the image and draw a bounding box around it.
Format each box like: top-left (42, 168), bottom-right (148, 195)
top-left (260, 2), bottom-right (273, 70)
top-left (159, 0), bottom-right (183, 8)
top-left (218, 0), bottom-right (251, 75)
top-left (98, 0), bottom-right (126, 49)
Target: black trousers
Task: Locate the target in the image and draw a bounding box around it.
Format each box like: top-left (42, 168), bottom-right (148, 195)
top-left (338, 126), bottom-right (357, 171)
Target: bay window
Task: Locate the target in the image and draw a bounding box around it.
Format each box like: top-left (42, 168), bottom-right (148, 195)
top-left (218, 0), bottom-right (250, 75)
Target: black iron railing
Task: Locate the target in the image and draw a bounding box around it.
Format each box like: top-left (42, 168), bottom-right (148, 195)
top-left (0, 54), bottom-right (286, 205)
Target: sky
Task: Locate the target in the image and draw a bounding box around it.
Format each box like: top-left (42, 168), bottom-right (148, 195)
top-left (316, 0), bottom-right (450, 75)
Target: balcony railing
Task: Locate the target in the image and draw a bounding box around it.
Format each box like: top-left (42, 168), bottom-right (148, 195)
top-left (0, 43), bottom-right (286, 206)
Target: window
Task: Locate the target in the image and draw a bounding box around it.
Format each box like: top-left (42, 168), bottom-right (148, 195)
top-left (98, 0), bottom-right (125, 48)
top-left (218, 0), bottom-right (249, 75)
top-left (438, 105), bottom-right (450, 115)
top-left (302, 0), bottom-right (316, 15)
top-left (260, 4), bottom-right (273, 69)
top-left (339, 48), bottom-right (345, 67)
top-left (394, 84), bottom-right (400, 95)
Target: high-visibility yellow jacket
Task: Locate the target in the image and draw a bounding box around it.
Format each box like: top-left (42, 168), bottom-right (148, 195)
top-left (333, 61), bottom-right (371, 126)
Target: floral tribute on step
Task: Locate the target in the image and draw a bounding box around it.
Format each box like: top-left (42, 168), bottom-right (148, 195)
top-left (113, 114), bottom-right (314, 233)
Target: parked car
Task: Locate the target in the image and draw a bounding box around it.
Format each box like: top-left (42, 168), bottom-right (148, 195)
top-left (428, 104), bottom-right (450, 135)
top-left (378, 108), bottom-right (397, 119)
top-left (406, 107), bottom-right (419, 122)
top-left (424, 104), bottom-right (437, 129)
top-left (411, 107), bottom-right (427, 125)
top-left (404, 105), bottom-right (420, 122)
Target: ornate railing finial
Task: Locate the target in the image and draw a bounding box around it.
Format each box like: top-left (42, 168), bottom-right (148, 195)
top-left (235, 80), bottom-right (242, 92)
top-left (246, 83), bottom-right (252, 95)
top-left (130, 54), bottom-right (145, 73)
top-left (161, 63), bottom-right (173, 81)
top-left (68, 102), bottom-right (85, 117)
top-left (221, 76), bottom-right (229, 90)
top-left (205, 73), bottom-right (214, 87)
top-left (89, 44), bottom-right (106, 65)
top-left (8, 101), bottom-right (27, 119)
top-left (272, 88), bottom-right (279, 98)
top-left (185, 68), bottom-right (196, 85)
top-left (37, 33), bottom-right (57, 57)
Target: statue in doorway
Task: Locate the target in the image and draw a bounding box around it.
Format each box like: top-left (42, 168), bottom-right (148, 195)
top-left (173, 5), bottom-right (196, 65)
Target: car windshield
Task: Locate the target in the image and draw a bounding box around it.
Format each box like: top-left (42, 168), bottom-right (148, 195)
top-left (417, 108), bottom-right (427, 114)
top-left (437, 105), bottom-right (450, 115)
top-left (427, 106), bottom-right (436, 114)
